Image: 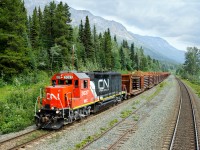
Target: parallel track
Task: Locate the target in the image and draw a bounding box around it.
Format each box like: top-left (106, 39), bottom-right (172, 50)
top-left (0, 129), bottom-right (51, 150)
top-left (81, 86), bottom-right (164, 150)
top-left (169, 79), bottom-right (199, 150)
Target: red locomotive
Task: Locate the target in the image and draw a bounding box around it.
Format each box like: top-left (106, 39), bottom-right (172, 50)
top-left (35, 71), bottom-right (170, 129)
top-left (35, 71), bottom-right (126, 129)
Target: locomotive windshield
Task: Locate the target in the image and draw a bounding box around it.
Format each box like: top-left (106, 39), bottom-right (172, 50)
top-left (58, 79), bottom-right (72, 85)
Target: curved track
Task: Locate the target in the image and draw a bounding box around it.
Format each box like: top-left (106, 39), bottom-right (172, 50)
top-left (169, 79), bottom-right (199, 150)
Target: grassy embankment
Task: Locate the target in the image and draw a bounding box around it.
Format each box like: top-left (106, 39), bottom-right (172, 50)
top-left (182, 79), bottom-right (200, 97)
top-left (0, 71), bottom-right (49, 134)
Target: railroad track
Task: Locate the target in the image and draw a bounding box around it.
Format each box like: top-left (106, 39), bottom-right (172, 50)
top-left (81, 87), bottom-right (165, 150)
top-left (0, 129), bottom-right (51, 150)
top-left (163, 78), bottom-right (199, 150)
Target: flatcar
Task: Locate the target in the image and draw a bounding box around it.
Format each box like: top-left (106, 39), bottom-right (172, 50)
top-left (35, 71), bottom-right (170, 129)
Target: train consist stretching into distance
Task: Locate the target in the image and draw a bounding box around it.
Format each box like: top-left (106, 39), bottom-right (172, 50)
top-left (35, 71), bottom-right (170, 129)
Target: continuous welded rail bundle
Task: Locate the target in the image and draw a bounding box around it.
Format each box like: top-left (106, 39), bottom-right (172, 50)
top-left (35, 71), bottom-right (170, 129)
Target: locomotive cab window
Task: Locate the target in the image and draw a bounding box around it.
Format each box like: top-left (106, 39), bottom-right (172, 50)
top-left (83, 80), bottom-right (88, 89)
top-left (58, 80), bottom-right (65, 85)
top-left (65, 79), bottom-right (72, 85)
top-left (52, 80), bottom-right (56, 86)
top-left (75, 80), bottom-right (79, 88)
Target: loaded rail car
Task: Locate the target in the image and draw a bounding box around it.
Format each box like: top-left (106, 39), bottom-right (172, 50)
top-left (146, 72), bottom-right (154, 88)
top-left (121, 71), bottom-right (145, 97)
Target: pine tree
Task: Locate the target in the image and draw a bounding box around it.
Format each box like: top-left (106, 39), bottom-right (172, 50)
top-left (104, 29), bottom-right (112, 69)
top-left (78, 20), bottom-right (84, 43)
top-left (114, 35), bottom-right (117, 43)
top-left (42, 1), bottom-right (56, 50)
top-left (30, 7), bottom-right (39, 49)
top-left (99, 33), bottom-right (106, 68)
top-left (0, 0), bottom-right (29, 77)
top-left (92, 25), bottom-right (100, 63)
top-left (130, 43), bottom-right (135, 69)
top-left (119, 47), bottom-right (126, 70)
top-left (83, 16), bottom-right (94, 61)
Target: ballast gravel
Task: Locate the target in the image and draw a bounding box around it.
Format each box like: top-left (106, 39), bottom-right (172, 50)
top-left (120, 75), bottom-right (179, 150)
top-left (3, 75), bottom-right (178, 150)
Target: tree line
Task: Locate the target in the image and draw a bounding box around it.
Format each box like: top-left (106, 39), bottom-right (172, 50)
top-left (0, 0), bottom-right (165, 81)
top-left (176, 47), bottom-right (200, 84)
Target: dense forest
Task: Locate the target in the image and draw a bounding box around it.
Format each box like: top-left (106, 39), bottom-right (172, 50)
top-left (0, 0), bottom-right (169, 82)
top-left (0, 0), bottom-right (177, 133)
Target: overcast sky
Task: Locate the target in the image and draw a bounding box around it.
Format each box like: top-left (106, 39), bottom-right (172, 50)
top-left (64, 0), bottom-right (200, 51)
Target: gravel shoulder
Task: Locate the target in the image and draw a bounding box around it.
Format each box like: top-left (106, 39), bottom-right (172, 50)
top-left (120, 75), bottom-right (179, 150)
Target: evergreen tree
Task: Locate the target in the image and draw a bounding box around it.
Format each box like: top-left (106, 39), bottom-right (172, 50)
top-left (92, 25), bottom-right (99, 63)
top-left (104, 29), bottom-right (112, 69)
top-left (0, 0), bottom-right (29, 77)
top-left (130, 43), bottom-right (135, 69)
top-left (114, 35), bottom-right (117, 43)
top-left (119, 47), bottom-right (126, 70)
top-left (83, 16), bottom-right (94, 61)
top-left (99, 33), bottom-right (106, 68)
top-left (30, 7), bottom-right (39, 49)
top-left (42, 1), bottom-right (56, 50)
top-left (38, 6), bottom-right (43, 47)
top-left (78, 20), bottom-right (84, 43)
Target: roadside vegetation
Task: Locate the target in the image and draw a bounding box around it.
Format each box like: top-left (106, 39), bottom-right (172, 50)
top-left (182, 79), bottom-right (200, 97)
top-left (0, 71), bottom-right (49, 134)
top-left (176, 47), bottom-right (200, 97)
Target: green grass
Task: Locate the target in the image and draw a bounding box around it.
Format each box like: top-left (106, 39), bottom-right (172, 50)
top-left (132, 115), bottom-right (139, 121)
top-left (0, 71), bottom-right (50, 134)
top-left (182, 79), bottom-right (200, 97)
top-left (146, 81), bottom-right (167, 101)
top-left (120, 110), bottom-right (132, 118)
top-left (0, 85), bottom-right (13, 102)
top-left (109, 119), bottom-right (118, 127)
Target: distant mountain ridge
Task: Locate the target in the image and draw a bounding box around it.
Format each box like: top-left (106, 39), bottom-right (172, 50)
top-left (24, 0), bottom-right (185, 63)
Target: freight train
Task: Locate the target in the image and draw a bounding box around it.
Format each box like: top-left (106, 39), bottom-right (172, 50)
top-left (34, 71), bottom-right (170, 129)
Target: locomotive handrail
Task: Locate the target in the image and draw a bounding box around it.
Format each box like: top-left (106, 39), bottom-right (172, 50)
top-left (34, 96), bottom-right (40, 116)
top-left (58, 96), bottom-right (64, 118)
top-left (61, 92), bottom-right (72, 118)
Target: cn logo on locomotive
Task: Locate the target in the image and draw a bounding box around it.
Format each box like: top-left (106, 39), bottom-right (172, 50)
top-left (98, 79), bottom-right (109, 92)
top-left (81, 90), bottom-right (89, 96)
top-left (46, 93), bottom-right (61, 100)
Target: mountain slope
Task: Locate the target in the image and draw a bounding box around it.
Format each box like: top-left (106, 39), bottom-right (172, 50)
top-left (130, 33), bottom-right (185, 63)
top-left (24, 0), bottom-right (185, 63)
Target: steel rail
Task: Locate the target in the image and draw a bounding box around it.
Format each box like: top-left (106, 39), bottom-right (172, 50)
top-left (170, 78), bottom-right (199, 150)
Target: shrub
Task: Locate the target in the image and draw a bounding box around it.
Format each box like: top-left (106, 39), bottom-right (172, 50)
top-left (120, 110), bottom-right (132, 118)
